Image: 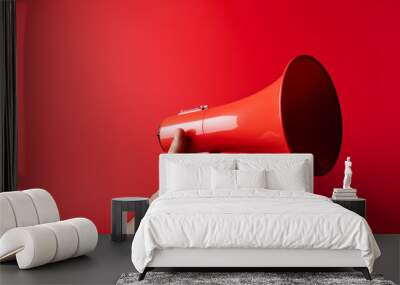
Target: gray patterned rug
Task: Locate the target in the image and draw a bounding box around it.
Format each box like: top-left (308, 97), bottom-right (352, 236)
top-left (116, 272), bottom-right (396, 285)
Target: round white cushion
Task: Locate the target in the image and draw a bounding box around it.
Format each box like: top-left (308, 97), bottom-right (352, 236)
top-left (0, 226), bottom-right (57, 268)
top-left (0, 191), bottom-right (39, 227)
top-left (0, 218), bottom-right (98, 269)
top-left (65, 218), bottom-right (98, 257)
top-left (42, 221), bottom-right (79, 262)
top-left (23, 189), bottom-right (60, 224)
top-left (0, 196), bottom-right (17, 237)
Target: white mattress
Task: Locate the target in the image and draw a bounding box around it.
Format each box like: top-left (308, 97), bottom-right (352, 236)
top-left (131, 190), bottom-right (380, 273)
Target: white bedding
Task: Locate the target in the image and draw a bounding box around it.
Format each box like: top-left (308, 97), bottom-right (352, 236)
top-left (131, 190), bottom-right (380, 273)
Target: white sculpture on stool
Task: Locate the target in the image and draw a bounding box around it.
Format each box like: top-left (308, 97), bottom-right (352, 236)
top-left (332, 157), bottom-right (357, 199)
top-left (343, 156), bottom-right (352, 189)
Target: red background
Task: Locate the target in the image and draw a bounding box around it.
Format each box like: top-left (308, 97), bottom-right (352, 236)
top-left (16, 0), bottom-right (400, 233)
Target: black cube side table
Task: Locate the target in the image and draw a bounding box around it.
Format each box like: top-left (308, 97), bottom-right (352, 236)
top-left (112, 197), bottom-right (149, 242)
top-left (331, 198), bottom-right (366, 218)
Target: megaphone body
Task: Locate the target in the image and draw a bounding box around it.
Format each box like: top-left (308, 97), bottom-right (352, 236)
top-left (158, 55), bottom-right (342, 176)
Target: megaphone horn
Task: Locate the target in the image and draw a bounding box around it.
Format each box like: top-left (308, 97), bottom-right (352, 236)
top-left (157, 55), bottom-right (342, 176)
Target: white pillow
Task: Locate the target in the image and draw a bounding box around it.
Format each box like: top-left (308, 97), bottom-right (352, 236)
top-left (238, 159), bottom-right (309, 191)
top-left (237, 169), bottom-right (267, 189)
top-left (211, 169), bottom-right (267, 190)
top-left (211, 168), bottom-right (236, 190)
top-left (167, 162), bottom-right (209, 191)
top-left (166, 159), bottom-right (235, 192)
top-left (267, 164), bottom-right (308, 191)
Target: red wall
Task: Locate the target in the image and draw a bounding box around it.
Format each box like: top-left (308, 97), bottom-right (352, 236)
top-left (16, 0), bottom-right (400, 233)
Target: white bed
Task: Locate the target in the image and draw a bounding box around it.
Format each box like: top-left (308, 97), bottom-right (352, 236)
top-left (131, 154), bottom-right (380, 280)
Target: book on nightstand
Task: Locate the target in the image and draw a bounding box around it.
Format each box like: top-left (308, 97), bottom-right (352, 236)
top-left (332, 188), bottom-right (358, 200)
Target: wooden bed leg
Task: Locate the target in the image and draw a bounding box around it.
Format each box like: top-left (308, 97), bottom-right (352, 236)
top-left (138, 268), bottom-right (148, 281)
top-left (354, 267), bottom-right (372, 280)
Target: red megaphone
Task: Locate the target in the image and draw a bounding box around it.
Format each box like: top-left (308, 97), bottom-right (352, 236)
top-left (157, 55), bottom-right (342, 176)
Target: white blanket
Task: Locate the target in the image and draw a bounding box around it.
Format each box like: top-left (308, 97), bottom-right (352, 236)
top-left (131, 190), bottom-right (380, 272)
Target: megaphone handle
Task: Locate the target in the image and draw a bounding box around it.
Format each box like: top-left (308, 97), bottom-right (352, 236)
top-left (178, 105), bottom-right (208, 115)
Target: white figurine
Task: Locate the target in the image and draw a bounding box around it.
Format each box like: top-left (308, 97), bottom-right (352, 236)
top-left (343, 156), bottom-right (352, 189)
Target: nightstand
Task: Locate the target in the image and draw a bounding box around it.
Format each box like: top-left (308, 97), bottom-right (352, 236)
top-left (331, 198), bottom-right (366, 218)
top-left (111, 197), bottom-right (149, 242)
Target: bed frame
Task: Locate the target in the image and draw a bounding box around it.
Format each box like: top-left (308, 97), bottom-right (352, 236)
top-left (139, 154), bottom-right (371, 280)
top-left (140, 248), bottom-right (370, 280)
